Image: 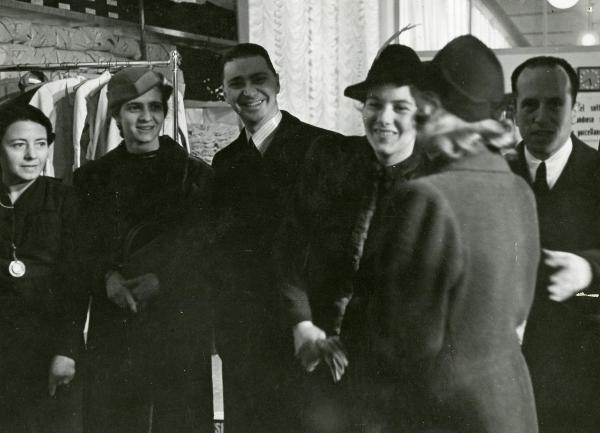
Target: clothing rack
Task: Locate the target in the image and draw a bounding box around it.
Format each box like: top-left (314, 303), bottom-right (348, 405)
top-left (0, 50), bottom-right (185, 151)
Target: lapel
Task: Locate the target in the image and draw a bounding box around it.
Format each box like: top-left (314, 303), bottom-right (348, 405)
top-left (223, 129), bottom-right (262, 172)
top-left (551, 136), bottom-right (598, 194)
top-left (261, 111), bottom-right (300, 163)
top-left (261, 111), bottom-right (307, 185)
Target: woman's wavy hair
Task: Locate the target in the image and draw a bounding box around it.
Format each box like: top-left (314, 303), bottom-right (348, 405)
top-left (414, 89), bottom-right (515, 162)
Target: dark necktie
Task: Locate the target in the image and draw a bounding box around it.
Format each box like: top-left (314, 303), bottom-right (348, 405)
top-left (246, 136), bottom-right (261, 158)
top-left (533, 161), bottom-right (549, 196)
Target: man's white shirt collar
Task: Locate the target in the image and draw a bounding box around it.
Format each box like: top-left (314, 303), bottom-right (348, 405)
top-left (524, 136), bottom-right (573, 190)
top-left (245, 110), bottom-right (283, 155)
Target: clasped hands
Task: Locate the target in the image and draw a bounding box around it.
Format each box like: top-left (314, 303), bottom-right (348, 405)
top-left (106, 270), bottom-right (160, 313)
top-left (293, 321), bottom-right (348, 382)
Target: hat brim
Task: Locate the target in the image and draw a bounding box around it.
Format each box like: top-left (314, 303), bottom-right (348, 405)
top-left (344, 77), bottom-right (416, 102)
top-left (108, 71), bottom-right (174, 115)
top-left (344, 80), bottom-right (370, 102)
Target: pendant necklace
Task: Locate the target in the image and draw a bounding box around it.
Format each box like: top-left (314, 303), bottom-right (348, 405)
top-left (1, 195), bottom-right (26, 278)
top-left (8, 242), bottom-right (25, 278)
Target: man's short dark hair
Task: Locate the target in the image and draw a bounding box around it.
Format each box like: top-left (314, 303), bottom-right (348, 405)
top-left (0, 103), bottom-right (55, 145)
top-left (221, 43), bottom-right (277, 81)
top-left (511, 56), bottom-right (579, 106)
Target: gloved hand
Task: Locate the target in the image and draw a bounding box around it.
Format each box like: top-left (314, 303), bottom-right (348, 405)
top-left (293, 321), bottom-right (326, 372)
top-left (317, 336), bottom-right (349, 383)
top-left (48, 355), bottom-right (75, 397)
top-left (106, 270), bottom-right (137, 313)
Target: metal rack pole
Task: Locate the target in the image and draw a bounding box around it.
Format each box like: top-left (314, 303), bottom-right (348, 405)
top-left (0, 51), bottom-right (185, 151)
top-left (0, 59), bottom-right (171, 72)
top-left (139, 0), bottom-right (147, 60)
top-left (170, 50), bottom-right (185, 151)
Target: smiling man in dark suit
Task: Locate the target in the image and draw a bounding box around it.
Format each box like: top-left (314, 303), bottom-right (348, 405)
top-left (509, 56), bottom-right (600, 433)
top-left (211, 43), bottom-right (338, 433)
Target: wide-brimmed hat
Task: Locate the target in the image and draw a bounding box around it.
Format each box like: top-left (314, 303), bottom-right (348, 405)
top-left (421, 35), bottom-right (504, 122)
top-left (107, 67), bottom-right (173, 115)
top-left (344, 44), bottom-right (422, 102)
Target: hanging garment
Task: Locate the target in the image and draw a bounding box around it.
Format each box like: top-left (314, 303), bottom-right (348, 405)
top-left (29, 76), bottom-right (86, 182)
top-left (73, 71), bottom-right (112, 171)
top-left (86, 83), bottom-right (121, 161)
top-left (161, 89), bottom-right (189, 149)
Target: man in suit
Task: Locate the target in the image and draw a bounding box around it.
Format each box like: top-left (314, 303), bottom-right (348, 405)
top-left (509, 56), bottom-right (600, 433)
top-left (211, 43), bottom-right (338, 433)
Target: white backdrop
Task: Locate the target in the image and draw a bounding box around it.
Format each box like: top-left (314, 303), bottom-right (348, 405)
top-left (247, 0), bottom-right (380, 135)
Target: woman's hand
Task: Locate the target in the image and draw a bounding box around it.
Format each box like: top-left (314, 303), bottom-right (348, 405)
top-left (106, 270), bottom-right (137, 313)
top-left (48, 355), bottom-right (75, 397)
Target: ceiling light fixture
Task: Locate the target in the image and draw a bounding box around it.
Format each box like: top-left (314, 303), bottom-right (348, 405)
top-left (547, 0), bottom-right (579, 8)
top-left (581, 32), bottom-right (598, 44)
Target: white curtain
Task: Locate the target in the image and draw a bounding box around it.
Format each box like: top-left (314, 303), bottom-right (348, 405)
top-left (472, 5), bottom-right (511, 49)
top-left (248, 0), bottom-right (380, 135)
top-left (396, 0), bottom-right (512, 51)
top-left (397, 0), bottom-right (469, 51)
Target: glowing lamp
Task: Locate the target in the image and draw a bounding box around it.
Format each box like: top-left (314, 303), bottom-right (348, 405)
top-left (581, 32), bottom-right (598, 45)
top-left (547, 0), bottom-right (579, 8)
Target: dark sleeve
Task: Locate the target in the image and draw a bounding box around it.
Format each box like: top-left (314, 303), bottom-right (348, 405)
top-left (183, 157), bottom-right (215, 227)
top-left (372, 183), bottom-right (463, 375)
top-left (53, 187), bottom-right (87, 360)
top-left (210, 148), bottom-right (235, 241)
top-left (274, 149), bottom-right (316, 327)
top-left (72, 165), bottom-right (124, 305)
top-left (274, 137), bottom-right (352, 330)
top-left (211, 147), bottom-right (234, 221)
top-left (576, 249), bottom-right (600, 293)
top-left (72, 167), bottom-right (108, 292)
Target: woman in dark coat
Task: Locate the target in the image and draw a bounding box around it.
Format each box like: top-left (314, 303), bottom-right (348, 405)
top-left (0, 103), bottom-right (83, 432)
top-left (341, 35), bottom-right (540, 433)
top-left (74, 67), bottom-right (214, 433)
top-left (275, 44), bottom-right (426, 433)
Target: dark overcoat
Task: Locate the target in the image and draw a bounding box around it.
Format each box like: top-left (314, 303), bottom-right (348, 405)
top-left (0, 176), bottom-right (84, 432)
top-left (276, 135), bottom-right (423, 335)
top-left (508, 136), bottom-right (600, 433)
top-left (73, 136), bottom-right (214, 433)
top-left (343, 148), bottom-right (540, 433)
top-left (274, 135), bottom-right (423, 433)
